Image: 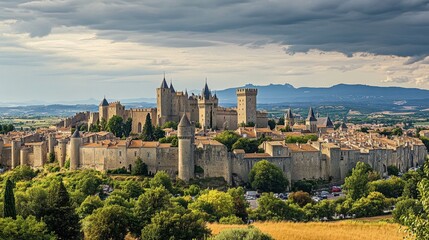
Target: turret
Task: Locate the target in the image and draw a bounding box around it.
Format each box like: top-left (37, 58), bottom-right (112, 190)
top-left (48, 133), bottom-right (56, 154)
top-left (198, 81), bottom-right (218, 130)
top-left (20, 147), bottom-right (30, 166)
top-left (99, 97), bottom-right (109, 122)
top-left (236, 88), bottom-right (258, 127)
top-left (58, 138), bottom-right (68, 167)
top-left (70, 129), bottom-right (81, 170)
top-left (178, 114), bottom-right (194, 181)
top-left (157, 75), bottom-right (173, 126)
top-left (11, 140), bottom-right (21, 169)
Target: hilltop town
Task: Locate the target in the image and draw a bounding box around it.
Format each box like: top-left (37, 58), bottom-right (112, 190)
top-left (0, 77), bottom-right (426, 186)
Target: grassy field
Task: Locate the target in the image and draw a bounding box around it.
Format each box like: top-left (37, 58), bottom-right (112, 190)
top-left (208, 218), bottom-right (410, 240)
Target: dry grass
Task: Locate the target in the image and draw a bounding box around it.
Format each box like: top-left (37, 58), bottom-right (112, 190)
top-left (208, 220), bottom-right (410, 240)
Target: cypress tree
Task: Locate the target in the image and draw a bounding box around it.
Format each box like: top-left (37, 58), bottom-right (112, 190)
top-left (3, 179), bottom-right (16, 219)
top-left (141, 113), bottom-right (154, 141)
top-left (44, 180), bottom-right (81, 240)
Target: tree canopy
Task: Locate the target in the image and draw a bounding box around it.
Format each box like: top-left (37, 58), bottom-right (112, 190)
top-left (249, 160), bottom-right (288, 193)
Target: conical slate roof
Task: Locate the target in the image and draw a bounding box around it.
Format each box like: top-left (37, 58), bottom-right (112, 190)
top-left (178, 114), bottom-right (191, 127)
top-left (160, 77), bottom-right (168, 88)
top-left (99, 97), bottom-right (109, 106)
top-left (202, 82), bottom-right (211, 99)
top-left (341, 122), bottom-right (348, 129)
top-left (71, 129), bottom-right (80, 138)
top-left (306, 107), bottom-right (317, 121)
top-left (169, 81), bottom-right (175, 93)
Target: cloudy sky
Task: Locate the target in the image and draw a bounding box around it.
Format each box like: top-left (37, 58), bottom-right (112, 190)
top-left (1, 0), bottom-right (429, 103)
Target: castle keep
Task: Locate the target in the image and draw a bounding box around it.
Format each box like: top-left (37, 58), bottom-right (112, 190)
top-left (0, 77), bottom-right (427, 186)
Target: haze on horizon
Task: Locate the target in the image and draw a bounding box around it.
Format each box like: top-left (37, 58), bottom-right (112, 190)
top-left (1, 0), bottom-right (429, 103)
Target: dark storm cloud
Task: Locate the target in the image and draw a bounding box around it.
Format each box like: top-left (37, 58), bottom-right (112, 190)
top-left (4, 0), bottom-right (429, 58)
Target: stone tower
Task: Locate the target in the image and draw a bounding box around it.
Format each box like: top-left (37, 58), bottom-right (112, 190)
top-left (70, 129), bottom-right (81, 170)
top-left (48, 133), bottom-right (56, 155)
top-left (99, 97), bottom-right (109, 122)
top-left (156, 76), bottom-right (173, 126)
top-left (198, 82), bottom-right (218, 130)
top-left (20, 147), bottom-right (30, 166)
top-left (57, 138), bottom-right (68, 167)
top-left (236, 88), bottom-right (257, 126)
top-left (178, 113), bottom-right (194, 181)
top-left (11, 140), bottom-right (21, 169)
top-left (285, 108), bottom-right (295, 127)
top-left (306, 107), bottom-right (318, 133)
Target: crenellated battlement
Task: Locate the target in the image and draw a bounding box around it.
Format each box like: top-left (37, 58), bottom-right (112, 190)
top-left (236, 88), bottom-right (257, 95)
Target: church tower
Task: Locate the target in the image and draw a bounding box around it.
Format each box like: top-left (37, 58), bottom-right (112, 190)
top-left (70, 129), bottom-right (81, 171)
top-left (306, 107), bottom-right (318, 133)
top-left (236, 88), bottom-right (257, 126)
top-left (156, 76), bottom-right (173, 126)
top-left (99, 97), bottom-right (109, 122)
top-left (178, 114), bottom-right (194, 181)
top-left (198, 81), bottom-right (218, 130)
top-left (285, 108), bottom-right (295, 127)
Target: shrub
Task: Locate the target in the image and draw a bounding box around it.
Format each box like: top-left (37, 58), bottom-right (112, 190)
top-left (219, 215), bottom-right (244, 224)
top-left (210, 226), bottom-right (273, 240)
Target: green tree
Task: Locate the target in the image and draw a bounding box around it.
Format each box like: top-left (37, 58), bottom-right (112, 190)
top-left (213, 131), bottom-right (241, 152)
top-left (123, 117), bottom-right (132, 137)
top-left (350, 191), bottom-right (387, 218)
top-left (153, 126), bottom-right (165, 141)
top-left (149, 171), bottom-right (173, 192)
top-left (227, 187), bottom-right (249, 221)
top-left (402, 169), bottom-right (423, 199)
top-left (210, 226), bottom-right (273, 240)
top-left (162, 121), bottom-right (178, 130)
top-left (249, 160), bottom-right (288, 193)
top-left (369, 176), bottom-right (405, 198)
top-left (43, 180), bottom-right (81, 240)
top-left (285, 135), bottom-right (318, 143)
top-left (120, 180), bottom-right (144, 199)
top-left (392, 198), bottom-right (423, 225)
top-left (141, 113), bottom-right (155, 141)
top-left (189, 190), bottom-right (235, 221)
top-left (267, 119), bottom-right (276, 130)
top-left (107, 115), bottom-right (124, 138)
top-left (141, 209), bottom-right (210, 240)
top-left (252, 193), bottom-right (304, 221)
top-left (343, 162), bottom-right (371, 200)
top-left (403, 163), bottom-right (429, 239)
top-left (131, 157), bottom-right (148, 176)
top-left (391, 127), bottom-right (403, 136)
top-left (3, 179), bottom-right (16, 219)
top-left (232, 138), bottom-right (259, 153)
top-left (133, 186), bottom-right (172, 234)
top-left (82, 205), bottom-right (130, 240)
top-left (77, 195), bottom-right (104, 219)
top-left (100, 118), bottom-right (107, 131)
top-left (387, 165), bottom-right (400, 176)
top-left (0, 216), bottom-right (56, 240)
top-left (159, 135), bottom-right (178, 147)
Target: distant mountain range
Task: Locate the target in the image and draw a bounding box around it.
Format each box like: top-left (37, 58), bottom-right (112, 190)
top-left (1, 84), bottom-right (428, 117)
top-left (214, 83), bottom-right (429, 104)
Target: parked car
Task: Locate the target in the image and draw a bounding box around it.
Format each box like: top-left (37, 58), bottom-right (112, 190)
top-left (320, 191), bottom-right (329, 199)
top-left (331, 186), bottom-right (342, 192)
